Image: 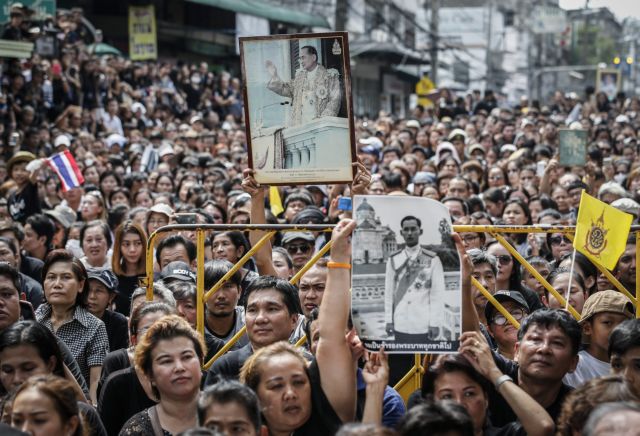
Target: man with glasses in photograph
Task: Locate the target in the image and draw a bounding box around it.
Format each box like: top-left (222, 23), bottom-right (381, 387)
top-left (281, 232), bottom-right (316, 273)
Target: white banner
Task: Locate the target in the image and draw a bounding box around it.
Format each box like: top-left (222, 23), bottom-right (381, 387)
top-left (532, 6), bottom-right (567, 34)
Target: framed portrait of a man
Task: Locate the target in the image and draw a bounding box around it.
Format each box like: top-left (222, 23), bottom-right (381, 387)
top-left (596, 69), bottom-right (620, 102)
top-left (240, 32), bottom-right (356, 185)
top-left (351, 195), bottom-right (462, 354)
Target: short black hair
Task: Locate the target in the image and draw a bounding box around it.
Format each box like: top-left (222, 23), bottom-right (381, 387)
top-left (0, 262), bottom-right (20, 295)
top-left (442, 196), bottom-right (470, 215)
top-left (203, 259), bottom-right (242, 290)
top-left (156, 234), bottom-right (197, 264)
top-left (517, 308), bottom-right (581, 355)
top-left (303, 307), bottom-right (320, 347)
top-left (198, 380), bottom-right (261, 433)
top-left (243, 275), bottom-right (302, 316)
top-left (25, 214), bottom-right (56, 250)
top-left (397, 400), bottom-right (474, 436)
top-left (401, 215), bottom-right (422, 228)
top-left (608, 319), bottom-right (640, 358)
top-left (301, 45), bottom-right (318, 59)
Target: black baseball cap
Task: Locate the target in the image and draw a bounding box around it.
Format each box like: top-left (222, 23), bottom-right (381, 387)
top-left (161, 261), bottom-right (196, 283)
top-left (484, 290), bottom-right (529, 323)
top-left (87, 268), bottom-right (119, 293)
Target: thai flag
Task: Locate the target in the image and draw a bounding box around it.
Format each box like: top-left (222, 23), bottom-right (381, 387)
top-left (46, 150), bottom-right (85, 192)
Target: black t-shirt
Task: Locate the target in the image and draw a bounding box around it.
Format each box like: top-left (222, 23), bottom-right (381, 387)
top-left (114, 275), bottom-right (141, 317)
top-left (205, 343), bottom-right (253, 385)
top-left (8, 182), bottom-right (40, 224)
top-left (102, 310), bottom-right (129, 352)
top-left (293, 359), bottom-right (343, 436)
top-left (98, 348), bottom-right (130, 399)
top-left (98, 367), bottom-right (155, 436)
top-left (489, 350), bottom-right (574, 427)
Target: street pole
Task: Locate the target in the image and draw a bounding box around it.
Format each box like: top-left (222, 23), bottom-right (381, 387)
top-left (335, 0), bottom-right (347, 31)
top-left (429, 0), bottom-right (440, 84)
top-left (485, 0), bottom-right (493, 91)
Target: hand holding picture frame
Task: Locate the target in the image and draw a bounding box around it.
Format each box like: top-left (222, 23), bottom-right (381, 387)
top-left (240, 32), bottom-right (356, 185)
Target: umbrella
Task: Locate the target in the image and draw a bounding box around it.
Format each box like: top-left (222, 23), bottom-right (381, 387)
top-left (87, 43), bottom-right (123, 56)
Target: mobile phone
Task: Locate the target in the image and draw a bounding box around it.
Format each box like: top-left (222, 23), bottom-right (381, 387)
top-left (175, 213), bottom-right (197, 225)
top-left (536, 161), bottom-right (546, 177)
top-left (337, 197), bottom-right (352, 212)
top-left (51, 63), bottom-right (62, 76)
top-left (8, 132), bottom-right (19, 147)
top-left (603, 157), bottom-right (612, 166)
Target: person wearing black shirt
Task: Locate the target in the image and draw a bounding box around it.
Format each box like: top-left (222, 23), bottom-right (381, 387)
top-left (6, 152), bottom-right (42, 225)
top-left (459, 235), bottom-right (581, 426)
top-left (86, 268), bottom-right (129, 352)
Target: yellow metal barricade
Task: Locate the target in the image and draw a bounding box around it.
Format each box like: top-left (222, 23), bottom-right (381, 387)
top-left (145, 223), bottom-right (640, 402)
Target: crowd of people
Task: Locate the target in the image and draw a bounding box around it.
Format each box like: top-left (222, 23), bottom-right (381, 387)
top-left (0, 3), bottom-right (639, 436)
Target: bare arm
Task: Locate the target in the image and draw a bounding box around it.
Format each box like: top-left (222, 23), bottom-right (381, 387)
top-left (361, 349), bottom-right (389, 425)
top-left (350, 160), bottom-right (371, 197)
top-left (460, 332), bottom-right (555, 436)
top-left (316, 219), bottom-right (357, 423)
top-left (89, 366), bottom-right (102, 406)
top-left (241, 169), bottom-right (277, 277)
top-left (453, 234), bottom-right (480, 333)
top-left (539, 159), bottom-right (558, 196)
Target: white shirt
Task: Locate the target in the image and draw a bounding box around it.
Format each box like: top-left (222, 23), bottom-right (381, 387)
top-left (563, 349), bottom-right (610, 388)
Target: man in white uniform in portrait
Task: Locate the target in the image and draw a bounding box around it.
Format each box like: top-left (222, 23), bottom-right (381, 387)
top-left (384, 215), bottom-right (446, 343)
top-left (265, 45), bottom-right (342, 127)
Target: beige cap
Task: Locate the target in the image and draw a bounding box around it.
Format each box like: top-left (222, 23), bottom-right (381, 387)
top-left (580, 290), bottom-right (634, 324)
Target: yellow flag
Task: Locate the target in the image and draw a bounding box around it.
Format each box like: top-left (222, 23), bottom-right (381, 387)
top-left (574, 191), bottom-right (632, 270)
top-left (269, 186), bottom-right (284, 217)
top-left (416, 75), bottom-right (435, 107)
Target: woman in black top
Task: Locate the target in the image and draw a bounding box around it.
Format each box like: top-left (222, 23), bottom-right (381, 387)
top-left (119, 315), bottom-right (203, 435)
top-left (111, 221), bottom-right (147, 316)
top-left (239, 220), bottom-right (357, 435)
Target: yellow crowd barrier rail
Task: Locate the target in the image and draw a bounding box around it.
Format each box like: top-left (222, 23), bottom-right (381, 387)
top-left (144, 223), bottom-right (335, 370)
top-left (145, 223), bottom-right (640, 401)
top-left (392, 224), bottom-right (640, 401)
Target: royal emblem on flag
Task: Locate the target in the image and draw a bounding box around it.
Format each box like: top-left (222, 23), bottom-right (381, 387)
top-left (583, 210), bottom-right (608, 258)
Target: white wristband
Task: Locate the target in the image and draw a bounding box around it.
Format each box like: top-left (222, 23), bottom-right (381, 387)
top-left (494, 374), bottom-right (513, 391)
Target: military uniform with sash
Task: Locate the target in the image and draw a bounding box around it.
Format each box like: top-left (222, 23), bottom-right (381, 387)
top-left (384, 245), bottom-right (446, 341)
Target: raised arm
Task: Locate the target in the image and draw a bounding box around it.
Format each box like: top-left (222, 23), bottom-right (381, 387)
top-left (316, 219), bottom-right (357, 423)
top-left (453, 234), bottom-right (480, 333)
top-left (241, 169), bottom-right (277, 277)
top-left (460, 331), bottom-right (555, 436)
top-left (361, 349), bottom-right (389, 425)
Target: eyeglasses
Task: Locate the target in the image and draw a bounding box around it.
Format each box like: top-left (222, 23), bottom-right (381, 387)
top-left (286, 244), bottom-right (312, 255)
top-left (495, 254), bottom-right (512, 265)
top-left (489, 175), bottom-right (504, 181)
top-left (549, 235), bottom-right (571, 246)
top-left (491, 308), bottom-right (527, 326)
top-left (461, 234), bottom-right (480, 243)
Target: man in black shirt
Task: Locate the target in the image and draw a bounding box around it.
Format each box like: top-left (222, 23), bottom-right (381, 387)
top-left (204, 275), bottom-right (302, 384)
top-left (459, 236), bottom-right (580, 426)
top-left (488, 309), bottom-right (579, 426)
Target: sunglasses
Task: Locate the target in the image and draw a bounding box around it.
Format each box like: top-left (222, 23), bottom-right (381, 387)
top-left (491, 308), bottom-right (527, 326)
top-left (286, 244), bottom-right (312, 255)
top-left (496, 254), bottom-right (512, 265)
top-left (549, 235), bottom-right (571, 246)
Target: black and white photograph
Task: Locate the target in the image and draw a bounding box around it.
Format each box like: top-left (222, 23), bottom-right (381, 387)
top-left (351, 195), bottom-right (462, 354)
top-left (240, 32), bottom-right (356, 185)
